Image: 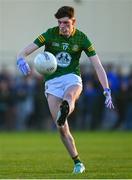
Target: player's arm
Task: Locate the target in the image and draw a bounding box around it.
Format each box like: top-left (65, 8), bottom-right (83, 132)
top-left (17, 31), bottom-right (47, 75)
top-left (89, 54), bottom-right (109, 90)
top-left (82, 34), bottom-right (114, 109)
top-left (89, 54), bottom-right (114, 109)
top-left (17, 43), bottom-right (39, 59)
top-left (17, 43), bottom-right (39, 75)
top-left (83, 38), bottom-right (109, 90)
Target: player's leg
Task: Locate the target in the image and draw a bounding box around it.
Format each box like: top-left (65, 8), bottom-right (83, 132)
top-left (47, 94), bottom-right (78, 157)
top-left (64, 84), bottom-right (82, 114)
top-left (56, 85), bottom-right (82, 126)
top-left (62, 85), bottom-right (85, 173)
top-left (46, 94), bottom-right (62, 122)
top-left (47, 93), bottom-right (85, 173)
top-left (59, 121), bottom-right (85, 174)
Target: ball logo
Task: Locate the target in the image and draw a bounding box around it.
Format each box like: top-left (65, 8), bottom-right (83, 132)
top-left (46, 67), bottom-right (55, 73)
top-left (43, 52), bottom-right (50, 60)
top-left (56, 52), bottom-right (71, 67)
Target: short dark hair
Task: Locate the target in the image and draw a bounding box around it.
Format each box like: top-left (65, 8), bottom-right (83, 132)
top-left (54, 6), bottom-right (75, 19)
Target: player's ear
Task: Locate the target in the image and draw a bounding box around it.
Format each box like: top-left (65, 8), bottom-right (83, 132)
top-left (72, 18), bottom-right (76, 25)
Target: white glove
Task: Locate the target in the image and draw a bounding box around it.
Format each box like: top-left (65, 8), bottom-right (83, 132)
top-left (103, 88), bottom-right (114, 109)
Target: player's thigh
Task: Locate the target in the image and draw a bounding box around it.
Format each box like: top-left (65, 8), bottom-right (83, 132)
top-left (47, 93), bottom-right (62, 122)
top-left (64, 84), bottom-right (82, 101)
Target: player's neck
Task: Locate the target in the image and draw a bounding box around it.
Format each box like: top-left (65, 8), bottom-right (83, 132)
top-left (59, 27), bottom-right (75, 38)
top-left (68, 28), bottom-right (74, 37)
top-left (65, 28), bottom-right (75, 38)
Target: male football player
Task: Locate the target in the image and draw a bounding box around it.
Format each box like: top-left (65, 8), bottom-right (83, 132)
top-left (17, 6), bottom-right (114, 174)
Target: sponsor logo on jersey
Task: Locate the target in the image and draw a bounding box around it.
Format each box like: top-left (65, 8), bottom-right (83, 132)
top-left (56, 52), bottom-right (71, 67)
top-left (52, 42), bottom-right (60, 47)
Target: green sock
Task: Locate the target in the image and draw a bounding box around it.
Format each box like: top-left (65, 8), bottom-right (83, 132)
top-left (72, 155), bottom-right (81, 164)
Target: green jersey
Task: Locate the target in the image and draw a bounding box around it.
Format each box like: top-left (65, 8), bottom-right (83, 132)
top-left (34, 26), bottom-right (96, 81)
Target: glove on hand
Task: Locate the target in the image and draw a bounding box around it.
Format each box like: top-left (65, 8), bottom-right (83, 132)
top-left (103, 88), bottom-right (114, 109)
top-left (17, 58), bottom-right (31, 76)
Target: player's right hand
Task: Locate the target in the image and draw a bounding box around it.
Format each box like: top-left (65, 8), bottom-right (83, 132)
top-left (17, 58), bottom-right (31, 76)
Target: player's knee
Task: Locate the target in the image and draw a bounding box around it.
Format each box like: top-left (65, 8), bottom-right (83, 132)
top-left (64, 92), bottom-right (76, 113)
top-left (63, 98), bottom-right (75, 114)
top-left (68, 101), bottom-right (75, 114)
top-left (64, 92), bottom-right (74, 102)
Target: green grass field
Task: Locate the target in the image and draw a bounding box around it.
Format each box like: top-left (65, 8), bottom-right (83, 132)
top-left (0, 131), bottom-right (132, 179)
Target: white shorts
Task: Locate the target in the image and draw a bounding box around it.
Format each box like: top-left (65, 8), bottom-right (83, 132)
top-left (45, 73), bottom-right (82, 99)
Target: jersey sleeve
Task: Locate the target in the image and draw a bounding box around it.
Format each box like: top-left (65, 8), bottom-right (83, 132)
top-left (82, 34), bottom-right (96, 57)
top-left (33, 30), bottom-right (49, 47)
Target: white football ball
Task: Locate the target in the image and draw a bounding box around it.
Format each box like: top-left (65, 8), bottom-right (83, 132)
top-left (34, 51), bottom-right (57, 75)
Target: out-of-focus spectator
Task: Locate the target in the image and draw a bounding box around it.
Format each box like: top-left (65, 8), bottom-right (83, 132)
top-left (112, 80), bottom-right (128, 130)
top-left (0, 79), bottom-right (10, 129)
top-left (15, 74), bottom-right (36, 130)
top-left (105, 63), bottom-right (120, 93)
top-left (123, 68), bottom-right (132, 130)
top-left (33, 75), bottom-right (51, 130)
top-left (0, 62), bottom-right (132, 131)
top-left (0, 68), bottom-right (16, 130)
top-left (76, 66), bottom-right (104, 130)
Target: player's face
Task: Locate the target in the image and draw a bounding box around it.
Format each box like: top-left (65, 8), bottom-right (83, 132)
top-left (58, 17), bottom-right (75, 37)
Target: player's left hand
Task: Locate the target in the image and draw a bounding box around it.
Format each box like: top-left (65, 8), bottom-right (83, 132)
top-left (103, 88), bottom-right (114, 109)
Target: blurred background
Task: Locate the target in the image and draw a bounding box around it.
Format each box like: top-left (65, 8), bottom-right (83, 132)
top-left (0, 0), bottom-right (132, 131)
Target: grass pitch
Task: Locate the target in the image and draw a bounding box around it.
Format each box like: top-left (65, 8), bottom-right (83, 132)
top-left (0, 131), bottom-right (132, 179)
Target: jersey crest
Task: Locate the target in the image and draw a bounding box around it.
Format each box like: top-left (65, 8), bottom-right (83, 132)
top-left (72, 44), bottom-right (79, 51)
top-left (56, 52), bottom-right (71, 67)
